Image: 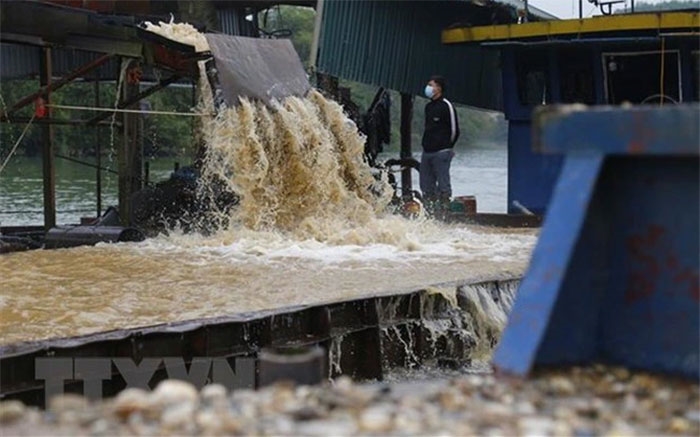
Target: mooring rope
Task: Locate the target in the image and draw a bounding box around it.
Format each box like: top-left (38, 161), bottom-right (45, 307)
top-left (45, 103), bottom-right (213, 117)
top-left (0, 113), bottom-right (36, 176)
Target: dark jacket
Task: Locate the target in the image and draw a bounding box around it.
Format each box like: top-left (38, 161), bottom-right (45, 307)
top-left (421, 97), bottom-right (460, 153)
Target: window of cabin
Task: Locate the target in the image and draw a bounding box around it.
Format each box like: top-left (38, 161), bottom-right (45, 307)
top-left (602, 50), bottom-right (681, 105)
top-left (516, 50), bottom-right (550, 106)
top-left (560, 51), bottom-right (595, 104)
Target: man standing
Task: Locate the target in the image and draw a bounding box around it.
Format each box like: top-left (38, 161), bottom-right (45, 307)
top-left (420, 75), bottom-right (460, 212)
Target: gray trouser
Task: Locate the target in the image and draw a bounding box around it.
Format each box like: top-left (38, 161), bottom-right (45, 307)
top-left (420, 149), bottom-right (454, 200)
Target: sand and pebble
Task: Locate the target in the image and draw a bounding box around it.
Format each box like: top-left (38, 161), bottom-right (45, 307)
top-left (1, 364), bottom-right (698, 436)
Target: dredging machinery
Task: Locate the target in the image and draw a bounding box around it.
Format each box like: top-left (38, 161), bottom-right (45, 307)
top-left (0, 15), bottom-right (411, 250)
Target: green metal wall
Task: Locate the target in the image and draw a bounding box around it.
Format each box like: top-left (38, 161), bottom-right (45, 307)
top-left (317, 1), bottom-right (503, 110)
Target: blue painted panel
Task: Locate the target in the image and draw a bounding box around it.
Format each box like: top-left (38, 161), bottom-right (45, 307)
top-left (507, 121), bottom-right (564, 214)
top-left (600, 157), bottom-right (699, 375)
top-left (495, 105), bottom-right (700, 378)
top-left (501, 49), bottom-right (522, 119)
top-left (536, 104), bottom-right (700, 155)
top-left (494, 154), bottom-right (605, 374)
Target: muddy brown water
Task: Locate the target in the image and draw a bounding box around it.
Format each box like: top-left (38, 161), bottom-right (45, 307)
top-left (0, 23), bottom-right (537, 346)
top-left (0, 224), bottom-right (535, 345)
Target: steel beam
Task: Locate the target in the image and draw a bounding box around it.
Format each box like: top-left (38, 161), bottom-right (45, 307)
top-left (400, 93), bottom-right (414, 197)
top-left (40, 48), bottom-right (56, 230)
top-left (0, 54), bottom-right (114, 121)
top-left (94, 76), bottom-right (102, 217)
top-left (0, 117), bottom-right (117, 127)
top-left (85, 74), bottom-right (181, 126)
top-left (118, 60), bottom-right (144, 226)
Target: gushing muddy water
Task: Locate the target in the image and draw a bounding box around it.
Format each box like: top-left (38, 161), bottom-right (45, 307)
top-left (0, 22), bottom-right (537, 345)
top-left (0, 225), bottom-right (535, 345)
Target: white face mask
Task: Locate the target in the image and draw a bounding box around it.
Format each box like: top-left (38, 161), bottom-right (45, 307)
top-left (424, 85), bottom-right (435, 99)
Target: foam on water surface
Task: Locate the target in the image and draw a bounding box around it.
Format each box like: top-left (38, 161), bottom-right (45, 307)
top-left (0, 225), bottom-right (535, 344)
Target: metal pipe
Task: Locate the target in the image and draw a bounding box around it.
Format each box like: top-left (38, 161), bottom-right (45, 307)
top-left (40, 47), bottom-right (56, 230)
top-left (580, 0), bottom-right (583, 19)
top-left (309, 0), bottom-right (325, 71)
top-left (95, 74), bottom-right (102, 217)
top-left (55, 154), bottom-right (118, 176)
top-left (55, 154), bottom-right (151, 186)
top-left (480, 36), bottom-right (664, 47)
top-left (524, 0), bottom-right (529, 14)
top-left (400, 93), bottom-right (413, 198)
top-left (0, 117), bottom-right (118, 126)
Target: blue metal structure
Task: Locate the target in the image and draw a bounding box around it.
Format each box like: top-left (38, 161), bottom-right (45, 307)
top-left (493, 104), bottom-right (699, 378)
top-left (497, 40), bottom-right (700, 214)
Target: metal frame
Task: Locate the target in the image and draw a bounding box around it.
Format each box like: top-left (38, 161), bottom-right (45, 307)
top-left (0, 2), bottom-right (209, 229)
top-left (601, 49), bottom-right (683, 104)
top-left (0, 54), bottom-right (114, 121)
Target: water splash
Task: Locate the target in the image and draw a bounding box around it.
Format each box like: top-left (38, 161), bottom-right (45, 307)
top-left (0, 22), bottom-right (538, 347)
top-left (329, 334), bottom-right (344, 376)
top-left (199, 91), bottom-right (395, 242)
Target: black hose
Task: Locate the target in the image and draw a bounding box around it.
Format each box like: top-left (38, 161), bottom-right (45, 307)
top-left (55, 154), bottom-right (118, 175)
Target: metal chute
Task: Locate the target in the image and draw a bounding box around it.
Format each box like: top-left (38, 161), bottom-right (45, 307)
top-left (205, 34), bottom-right (310, 107)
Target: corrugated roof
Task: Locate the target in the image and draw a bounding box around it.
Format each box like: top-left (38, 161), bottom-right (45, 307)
top-left (0, 0), bottom-right (283, 81)
top-left (316, 1), bottom-right (506, 110)
top-left (0, 44), bottom-right (122, 80)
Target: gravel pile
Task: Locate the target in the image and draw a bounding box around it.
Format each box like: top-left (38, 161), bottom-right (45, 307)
top-left (1, 365), bottom-right (698, 436)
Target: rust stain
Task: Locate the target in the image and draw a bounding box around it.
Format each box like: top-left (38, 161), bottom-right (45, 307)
top-left (666, 253), bottom-right (680, 270)
top-left (624, 225), bottom-right (667, 303)
top-left (625, 224), bottom-right (698, 304)
top-left (626, 272), bottom-right (655, 302)
top-left (628, 141), bottom-right (646, 153)
top-left (673, 268), bottom-right (700, 302)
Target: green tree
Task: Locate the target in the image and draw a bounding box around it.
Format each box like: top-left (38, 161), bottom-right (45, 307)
top-left (258, 6), bottom-right (316, 66)
top-left (0, 77), bottom-right (196, 160)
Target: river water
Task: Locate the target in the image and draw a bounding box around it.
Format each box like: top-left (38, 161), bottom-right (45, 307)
top-left (0, 146), bottom-right (506, 227)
